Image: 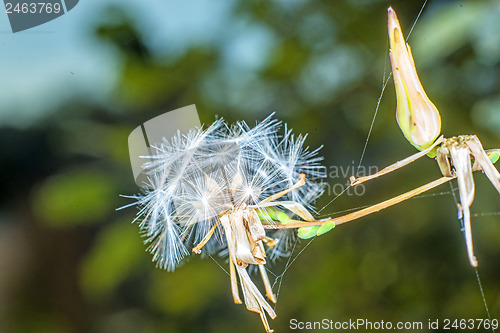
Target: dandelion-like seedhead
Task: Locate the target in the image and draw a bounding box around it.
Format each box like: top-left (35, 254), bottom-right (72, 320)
top-left (129, 114), bottom-right (325, 271)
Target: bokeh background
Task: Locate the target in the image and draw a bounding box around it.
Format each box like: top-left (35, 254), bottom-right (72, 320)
top-left (1, 0), bottom-right (500, 332)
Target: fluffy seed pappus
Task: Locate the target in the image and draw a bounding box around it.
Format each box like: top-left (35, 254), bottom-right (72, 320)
top-left (125, 114), bottom-right (326, 332)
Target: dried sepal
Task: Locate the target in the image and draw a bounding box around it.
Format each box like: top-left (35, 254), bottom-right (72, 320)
top-left (220, 213), bottom-right (277, 333)
top-left (436, 136), bottom-right (500, 267)
top-left (466, 138), bottom-right (500, 194)
top-left (447, 142), bottom-right (477, 267)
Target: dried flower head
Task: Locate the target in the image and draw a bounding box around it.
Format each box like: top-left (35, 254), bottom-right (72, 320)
top-left (128, 114), bottom-right (325, 332)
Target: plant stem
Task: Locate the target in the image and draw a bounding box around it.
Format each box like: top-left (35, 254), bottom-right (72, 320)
top-left (263, 176), bottom-right (454, 229)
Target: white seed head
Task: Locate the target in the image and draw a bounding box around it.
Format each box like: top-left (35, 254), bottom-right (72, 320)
top-left (127, 114), bottom-right (325, 270)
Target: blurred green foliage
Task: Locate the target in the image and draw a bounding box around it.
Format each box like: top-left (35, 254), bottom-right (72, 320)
top-left (1, 1), bottom-right (500, 332)
top-left (80, 220), bottom-right (144, 298)
top-left (33, 168), bottom-right (116, 227)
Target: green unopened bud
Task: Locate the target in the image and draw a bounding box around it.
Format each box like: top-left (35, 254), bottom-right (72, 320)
top-left (298, 221), bottom-right (336, 239)
top-left (316, 221), bottom-right (336, 235)
top-left (297, 225), bottom-right (320, 239)
top-left (388, 7), bottom-right (441, 156)
top-left (486, 149), bottom-right (500, 164)
top-left (257, 208), bottom-right (291, 223)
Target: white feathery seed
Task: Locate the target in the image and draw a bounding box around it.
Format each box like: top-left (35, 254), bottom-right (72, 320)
top-left (126, 114), bottom-right (325, 271)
